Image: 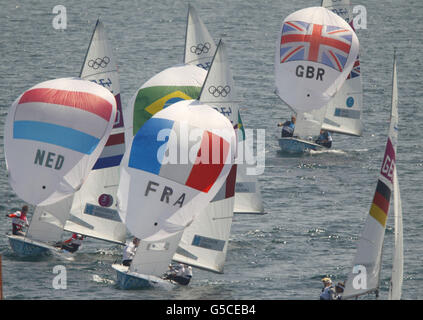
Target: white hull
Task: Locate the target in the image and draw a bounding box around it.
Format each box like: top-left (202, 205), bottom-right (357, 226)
top-left (112, 264), bottom-right (175, 290)
top-left (7, 235), bottom-right (74, 261)
top-left (278, 137), bottom-right (325, 153)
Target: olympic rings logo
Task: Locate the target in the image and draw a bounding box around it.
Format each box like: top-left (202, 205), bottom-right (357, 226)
top-left (208, 85), bottom-right (231, 97)
top-left (190, 42), bottom-right (211, 55)
top-left (88, 56), bottom-right (110, 69)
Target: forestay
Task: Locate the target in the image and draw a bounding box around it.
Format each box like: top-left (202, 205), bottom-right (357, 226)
top-left (4, 78), bottom-right (116, 206)
top-left (63, 20), bottom-right (127, 244)
top-left (343, 54), bottom-right (399, 299)
top-left (117, 100), bottom-right (236, 242)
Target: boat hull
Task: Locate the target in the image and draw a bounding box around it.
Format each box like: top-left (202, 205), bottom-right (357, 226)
top-left (278, 137), bottom-right (324, 153)
top-left (7, 235), bottom-right (50, 257)
top-left (112, 264), bottom-right (175, 290)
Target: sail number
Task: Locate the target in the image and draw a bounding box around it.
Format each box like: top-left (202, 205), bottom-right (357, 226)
top-left (381, 154), bottom-right (395, 180)
top-left (295, 65), bottom-right (325, 81)
top-left (145, 181), bottom-right (185, 207)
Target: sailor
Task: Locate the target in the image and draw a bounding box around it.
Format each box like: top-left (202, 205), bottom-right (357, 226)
top-left (56, 233), bottom-right (84, 253)
top-left (165, 263), bottom-right (193, 285)
top-left (277, 115), bottom-right (296, 137)
top-left (315, 129), bottom-right (333, 148)
top-left (320, 277), bottom-right (336, 300)
top-left (6, 205), bottom-right (29, 236)
top-left (334, 282), bottom-right (345, 300)
top-left (122, 237), bottom-right (140, 267)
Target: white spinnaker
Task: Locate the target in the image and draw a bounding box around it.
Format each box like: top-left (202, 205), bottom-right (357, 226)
top-left (274, 7), bottom-right (359, 118)
top-left (64, 20), bottom-right (127, 245)
top-left (343, 54), bottom-right (398, 299)
top-left (118, 100), bottom-right (236, 242)
top-left (4, 78), bottom-right (117, 206)
top-left (26, 196), bottom-right (74, 243)
top-left (184, 4), bottom-right (217, 69)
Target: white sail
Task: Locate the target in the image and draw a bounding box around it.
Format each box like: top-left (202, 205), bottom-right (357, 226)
top-left (388, 54), bottom-right (402, 300)
top-left (130, 232), bottom-right (184, 276)
top-left (234, 113), bottom-right (265, 214)
top-left (184, 4), bottom-right (217, 70)
top-left (321, 61), bottom-right (363, 136)
top-left (63, 20), bottom-right (127, 245)
top-left (343, 54), bottom-right (398, 299)
top-left (388, 168), bottom-right (403, 300)
top-left (172, 41), bottom-right (238, 272)
top-left (26, 196), bottom-right (74, 244)
top-left (321, 0), bottom-right (363, 137)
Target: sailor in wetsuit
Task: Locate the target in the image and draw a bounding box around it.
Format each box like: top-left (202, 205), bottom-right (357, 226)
top-left (277, 115), bottom-right (296, 137)
top-left (315, 129), bottom-right (333, 148)
top-left (164, 263), bottom-right (193, 285)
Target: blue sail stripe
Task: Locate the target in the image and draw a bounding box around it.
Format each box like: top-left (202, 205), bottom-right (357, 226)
top-left (13, 120), bottom-right (100, 155)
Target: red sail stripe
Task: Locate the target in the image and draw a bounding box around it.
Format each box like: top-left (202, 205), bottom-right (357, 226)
top-left (225, 164), bottom-right (238, 198)
top-left (373, 191), bottom-right (390, 214)
top-left (105, 132), bottom-right (125, 146)
top-left (19, 88), bottom-right (113, 122)
top-left (185, 131), bottom-right (230, 193)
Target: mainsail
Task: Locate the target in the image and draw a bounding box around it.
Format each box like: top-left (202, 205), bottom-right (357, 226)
top-left (321, 0), bottom-right (363, 137)
top-left (274, 6), bottom-right (359, 138)
top-left (343, 54), bottom-right (399, 299)
top-left (184, 4), bottom-right (217, 70)
top-left (63, 20), bottom-right (127, 244)
top-left (4, 77), bottom-right (117, 206)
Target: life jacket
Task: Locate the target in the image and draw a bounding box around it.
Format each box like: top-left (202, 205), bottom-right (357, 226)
top-left (282, 121), bottom-right (295, 137)
top-left (10, 211), bottom-right (27, 228)
top-left (67, 234), bottom-right (83, 246)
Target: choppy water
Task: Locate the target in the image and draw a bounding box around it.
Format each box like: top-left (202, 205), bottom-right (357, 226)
top-left (0, 0), bottom-right (422, 300)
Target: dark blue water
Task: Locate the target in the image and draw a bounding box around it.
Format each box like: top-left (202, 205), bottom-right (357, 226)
top-left (0, 0), bottom-right (422, 299)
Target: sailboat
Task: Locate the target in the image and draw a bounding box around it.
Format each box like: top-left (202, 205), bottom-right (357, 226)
top-left (320, 0), bottom-right (363, 138)
top-left (63, 19), bottom-right (127, 245)
top-left (4, 77), bottom-right (117, 258)
top-left (274, 7), bottom-right (359, 153)
top-left (185, 5), bottom-right (264, 214)
top-left (172, 40), bottom-right (239, 273)
top-left (341, 53), bottom-right (402, 300)
top-left (112, 79), bottom-right (237, 289)
top-left (6, 20), bottom-right (125, 258)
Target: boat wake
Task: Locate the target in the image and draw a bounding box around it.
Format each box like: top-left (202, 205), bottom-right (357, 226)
top-left (92, 274), bottom-right (115, 285)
